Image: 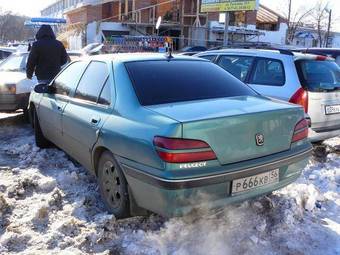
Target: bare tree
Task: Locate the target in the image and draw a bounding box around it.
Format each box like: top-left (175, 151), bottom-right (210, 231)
top-left (0, 10), bottom-right (35, 43)
top-left (311, 1), bottom-right (331, 47)
top-left (283, 0), bottom-right (313, 44)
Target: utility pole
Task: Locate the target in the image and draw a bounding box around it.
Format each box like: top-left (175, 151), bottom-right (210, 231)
top-left (223, 12), bottom-right (229, 47)
top-left (288, 0), bottom-right (292, 23)
top-left (325, 9), bottom-right (332, 48)
top-left (286, 0), bottom-right (292, 44)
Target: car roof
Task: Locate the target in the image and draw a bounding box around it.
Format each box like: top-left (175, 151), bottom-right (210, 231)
top-left (0, 47), bottom-right (16, 53)
top-left (11, 52), bottom-right (29, 56)
top-left (299, 48), bottom-right (340, 52)
top-left (84, 53), bottom-right (209, 63)
top-left (198, 48), bottom-right (335, 61)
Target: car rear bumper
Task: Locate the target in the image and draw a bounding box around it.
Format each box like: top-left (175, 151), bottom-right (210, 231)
top-left (121, 146), bottom-right (312, 217)
top-left (0, 93), bottom-right (29, 112)
top-left (308, 127), bottom-right (340, 142)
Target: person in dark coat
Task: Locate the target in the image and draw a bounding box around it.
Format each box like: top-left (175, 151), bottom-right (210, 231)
top-left (26, 25), bottom-right (68, 83)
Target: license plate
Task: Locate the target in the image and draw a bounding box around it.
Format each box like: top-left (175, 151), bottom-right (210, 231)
top-left (325, 104), bottom-right (340, 115)
top-left (231, 169), bottom-right (279, 194)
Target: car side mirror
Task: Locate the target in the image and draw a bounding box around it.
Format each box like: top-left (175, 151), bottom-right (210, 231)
top-left (34, 84), bottom-right (55, 94)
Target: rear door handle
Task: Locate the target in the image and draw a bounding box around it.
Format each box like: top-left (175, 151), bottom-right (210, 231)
top-left (91, 117), bottom-right (100, 125)
top-left (57, 105), bottom-right (62, 111)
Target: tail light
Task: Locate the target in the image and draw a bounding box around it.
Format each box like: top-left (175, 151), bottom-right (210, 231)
top-left (292, 119), bottom-right (309, 143)
top-left (6, 84), bottom-right (16, 94)
top-left (153, 136), bottom-right (217, 163)
top-left (316, 55), bottom-right (327, 61)
top-left (289, 88), bottom-right (308, 113)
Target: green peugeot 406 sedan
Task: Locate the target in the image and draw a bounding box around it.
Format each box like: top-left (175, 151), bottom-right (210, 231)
top-left (29, 54), bottom-right (312, 218)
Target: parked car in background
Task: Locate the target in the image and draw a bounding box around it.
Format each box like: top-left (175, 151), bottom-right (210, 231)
top-left (81, 43), bottom-right (104, 56)
top-left (177, 51), bottom-right (201, 56)
top-left (196, 49), bottom-right (340, 142)
top-left (0, 50), bottom-right (73, 115)
top-left (29, 54), bottom-right (312, 218)
top-left (293, 48), bottom-right (340, 66)
top-left (180, 46), bottom-right (207, 53)
top-left (0, 47), bottom-right (15, 62)
top-left (67, 50), bottom-right (83, 62)
top-left (0, 52), bottom-right (36, 116)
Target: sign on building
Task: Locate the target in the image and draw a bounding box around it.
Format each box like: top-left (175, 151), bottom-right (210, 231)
top-left (201, 0), bottom-right (259, 12)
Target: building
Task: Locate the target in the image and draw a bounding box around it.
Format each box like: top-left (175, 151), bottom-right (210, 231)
top-left (292, 25), bottom-right (340, 48)
top-left (41, 0), bottom-right (288, 50)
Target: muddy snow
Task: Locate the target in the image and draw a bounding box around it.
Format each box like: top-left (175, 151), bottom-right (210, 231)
top-left (0, 115), bottom-right (339, 255)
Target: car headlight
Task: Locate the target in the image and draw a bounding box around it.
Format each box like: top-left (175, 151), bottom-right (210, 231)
top-left (0, 84), bottom-right (16, 94)
top-left (7, 84), bottom-right (16, 94)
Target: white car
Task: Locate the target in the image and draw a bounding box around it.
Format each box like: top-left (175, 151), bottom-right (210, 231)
top-left (196, 49), bottom-right (340, 142)
top-left (0, 49), bottom-right (75, 116)
top-left (0, 52), bottom-right (36, 116)
top-left (0, 47), bottom-right (15, 63)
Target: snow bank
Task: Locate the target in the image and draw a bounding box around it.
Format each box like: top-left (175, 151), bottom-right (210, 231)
top-left (0, 124), bottom-right (339, 255)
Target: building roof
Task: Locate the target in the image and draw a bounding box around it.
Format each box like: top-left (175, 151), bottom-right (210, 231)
top-left (257, 4), bottom-right (287, 24)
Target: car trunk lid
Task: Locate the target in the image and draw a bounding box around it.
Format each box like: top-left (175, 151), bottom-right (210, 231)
top-left (146, 96), bottom-right (304, 165)
top-left (308, 91), bottom-right (340, 130)
top-left (295, 59), bottom-right (340, 131)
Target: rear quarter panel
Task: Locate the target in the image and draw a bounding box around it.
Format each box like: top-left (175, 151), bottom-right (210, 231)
top-left (247, 55), bottom-right (301, 101)
top-left (93, 62), bottom-right (182, 171)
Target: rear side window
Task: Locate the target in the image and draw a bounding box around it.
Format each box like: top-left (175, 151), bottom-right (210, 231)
top-left (125, 60), bottom-right (256, 106)
top-left (53, 61), bottom-right (88, 96)
top-left (295, 60), bottom-right (340, 92)
top-left (98, 78), bottom-right (112, 106)
top-left (250, 58), bottom-right (285, 86)
top-left (217, 55), bottom-right (255, 81)
top-left (75, 61), bottom-right (109, 103)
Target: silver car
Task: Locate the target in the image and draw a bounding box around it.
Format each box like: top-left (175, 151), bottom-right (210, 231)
top-left (0, 52), bottom-right (37, 116)
top-left (196, 49), bottom-right (340, 142)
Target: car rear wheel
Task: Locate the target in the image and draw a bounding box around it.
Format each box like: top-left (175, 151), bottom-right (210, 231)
top-left (33, 110), bottom-right (51, 148)
top-left (98, 151), bottom-right (130, 218)
top-left (23, 108), bottom-right (29, 123)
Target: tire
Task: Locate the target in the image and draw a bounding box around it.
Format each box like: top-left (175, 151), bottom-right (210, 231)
top-left (23, 108), bottom-right (29, 123)
top-left (33, 110), bottom-right (50, 148)
top-left (98, 151), bottom-right (130, 218)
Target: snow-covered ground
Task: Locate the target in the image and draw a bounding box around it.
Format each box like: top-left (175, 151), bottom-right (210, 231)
top-left (0, 115), bottom-right (339, 255)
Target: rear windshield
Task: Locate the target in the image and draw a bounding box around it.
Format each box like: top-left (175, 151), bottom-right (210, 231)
top-left (295, 60), bottom-right (340, 92)
top-left (0, 54), bottom-right (27, 72)
top-left (0, 50), bottom-right (11, 60)
top-left (125, 60), bottom-right (256, 105)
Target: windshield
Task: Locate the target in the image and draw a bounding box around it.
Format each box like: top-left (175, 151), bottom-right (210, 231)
top-left (295, 60), bottom-right (340, 92)
top-left (0, 54), bottom-right (27, 72)
top-left (125, 60), bottom-right (257, 106)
